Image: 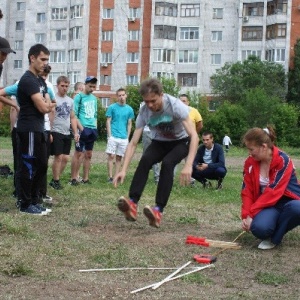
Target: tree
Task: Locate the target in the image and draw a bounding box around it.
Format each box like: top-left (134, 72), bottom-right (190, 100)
top-left (210, 56), bottom-right (286, 103)
top-left (240, 87), bottom-right (281, 128)
top-left (287, 38), bottom-right (300, 106)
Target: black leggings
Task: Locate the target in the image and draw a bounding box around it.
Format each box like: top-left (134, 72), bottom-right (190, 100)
top-left (129, 138), bottom-right (190, 211)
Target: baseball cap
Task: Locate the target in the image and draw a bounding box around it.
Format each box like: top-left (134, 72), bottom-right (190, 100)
top-left (85, 76), bottom-right (97, 84)
top-left (0, 37), bottom-right (16, 54)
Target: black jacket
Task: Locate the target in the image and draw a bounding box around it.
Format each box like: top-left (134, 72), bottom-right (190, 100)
top-left (193, 143), bottom-right (226, 170)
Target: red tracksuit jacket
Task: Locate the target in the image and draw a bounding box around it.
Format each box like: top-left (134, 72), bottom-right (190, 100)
top-left (241, 146), bottom-right (300, 219)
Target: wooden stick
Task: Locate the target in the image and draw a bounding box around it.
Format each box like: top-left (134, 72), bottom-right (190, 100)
top-left (151, 261), bottom-right (192, 290)
top-left (78, 266), bottom-right (198, 272)
top-left (130, 264), bottom-right (214, 294)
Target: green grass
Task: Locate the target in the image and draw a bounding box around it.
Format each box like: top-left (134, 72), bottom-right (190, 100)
top-left (1, 137), bottom-right (300, 299)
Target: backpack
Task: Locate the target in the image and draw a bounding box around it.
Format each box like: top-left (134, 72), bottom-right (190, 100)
top-left (0, 165), bottom-right (13, 177)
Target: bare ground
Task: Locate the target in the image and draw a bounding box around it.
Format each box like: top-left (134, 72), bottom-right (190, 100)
top-left (1, 149), bottom-right (300, 299)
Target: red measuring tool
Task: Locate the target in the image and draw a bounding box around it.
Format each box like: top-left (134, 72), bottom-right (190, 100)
top-left (187, 231), bottom-right (246, 264)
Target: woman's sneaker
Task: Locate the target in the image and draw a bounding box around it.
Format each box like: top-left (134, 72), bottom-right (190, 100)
top-left (117, 197), bottom-right (137, 221)
top-left (34, 204), bottom-right (52, 214)
top-left (143, 206), bottom-right (162, 228)
top-left (20, 204), bottom-right (47, 215)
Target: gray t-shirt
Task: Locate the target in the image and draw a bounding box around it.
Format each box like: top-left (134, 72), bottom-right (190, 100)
top-left (51, 94), bottom-right (74, 135)
top-left (136, 94), bottom-right (189, 141)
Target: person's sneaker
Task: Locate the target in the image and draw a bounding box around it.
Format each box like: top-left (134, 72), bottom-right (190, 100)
top-left (49, 179), bottom-right (63, 190)
top-left (108, 177), bottom-right (113, 183)
top-left (216, 181), bottom-right (223, 190)
top-left (202, 181), bottom-right (212, 188)
top-left (42, 195), bottom-right (53, 202)
top-left (34, 204), bottom-right (52, 214)
top-left (117, 196), bottom-right (137, 221)
top-left (69, 179), bottom-right (79, 186)
top-left (80, 179), bottom-right (91, 184)
top-left (258, 239), bottom-right (276, 250)
top-left (77, 176), bottom-right (83, 183)
top-left (20, 204), bottom-right (47, 215)
top-left (143, 206), bottom-right (162, 228)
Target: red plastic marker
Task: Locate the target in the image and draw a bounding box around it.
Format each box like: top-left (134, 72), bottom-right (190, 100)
top-left (193, 254), bottom-right (217, 264)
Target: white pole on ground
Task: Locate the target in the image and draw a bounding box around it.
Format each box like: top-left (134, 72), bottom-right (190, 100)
top-left (151, 261), bottom-right (192, 290)
top-left (130, 264), bottom-right (214, 294)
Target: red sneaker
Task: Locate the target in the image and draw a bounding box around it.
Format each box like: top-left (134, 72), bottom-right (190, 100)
top-left (143, 206), bottom-right (162, 228)
top-left (117, 196), bottom-right (137, 221)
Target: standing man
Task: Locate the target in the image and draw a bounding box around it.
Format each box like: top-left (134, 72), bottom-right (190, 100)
top-left (114, 78), bottom-right (199, 228)
top-left (17, 44), bottom-right (56, 214)
top-left (69, 76), bottom-right (98, 185)
top-left (223, 133), bottom-right (232, 153)
top-left (49, 76), bottom-right (79, 190)
top-left (192, 131), bottom-right (227, 190)
top-left (179, 94), bottom-right (203, 134)
top-left (0, 36), bottom-right (16, 79)
top-left (105, 88), bottom-right (134, 183)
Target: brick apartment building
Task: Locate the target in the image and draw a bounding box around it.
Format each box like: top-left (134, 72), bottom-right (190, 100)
top-left (0, 0), bottom-right (299, 107)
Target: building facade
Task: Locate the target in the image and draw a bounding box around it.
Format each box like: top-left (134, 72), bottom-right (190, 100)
top-left (0, 0), bottom-right (298, 105)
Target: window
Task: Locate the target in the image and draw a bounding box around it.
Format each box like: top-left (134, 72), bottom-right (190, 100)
top-left (51, 7), bottom-right (68, 20)
top-left (51, 29), bottom-right (67, 41)
top-left (181, 4), bottom-right (200, 17)
top-left (68, 71), bottom-right (81, 84)
top-left (129, 7), bottom-right (141, 18)
top-left (70, 26), bottom-right (82, 41)
top-left (211, 31), bottom-right (222, 41)
top-left (14, 40), bottom-right (23, 50)
top-left (180, 27), bottom-right (199, 40)
top-left (213, 8), bottom-right (223, 19)
top-left (49, 51), bottom-right (66, 63)
top-left (243, 2), bottom-right (264, 16)
top-left (266, 49), bottom-right (285, 62)
top-left (103, 8), bottom-right (114, 19)
top-left (267, 0), bottom-right (287, 15)
top-left (14, 60), bottom-right (22, 69)
top-left (126, 75), bottom-right (138, 85)
top-left (266, 24), bottom-right (286, 39)
top-left (127, 52), bottom-right (139, 63)
top-left (70, 5), bottom-right (83, 19)
top-left (242, 26), bottom-right (263, 41)
top-left (242, 50), bottom-right (262, 61)
top-left (179, 50), bottom-right (198, 63)
top-left (37, 13), bottom-right (46, 23)
top-left (17, 2), bottom-right (25, 10)
top-left (128, 30), bottom-right (139, 41)
top-left (153, 72), bottom-right (174, 79)
top-left (100, 98), bottom-right (110, 108)
top-left (69, 49), bottom-right (81, 62)
top-left (155, 2), bottom-right (177, 17)
top-left (101, 53), bottom-right (112, 63)
top-left (177, 73), bottom-right (197, 87)
top-left (49, 72), bottom-right (65, 84)
top-left (16, 21), bottom-right (24, 31)
top-left (100, 75), bottom-right (111, 86)
top-left (154, 25), bottom-right (177, 40)
top-left (102, 31), bottom-right (113, 41)
top-left (35, 33), bottom-right (46, 43)
top-left (211, 54), bottom-right (221, 65)
top-left (153, 49), bottom-right (175, 63)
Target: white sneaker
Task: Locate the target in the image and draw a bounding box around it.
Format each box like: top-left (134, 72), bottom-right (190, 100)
top-left (258, 239), bottom-right (276, 250)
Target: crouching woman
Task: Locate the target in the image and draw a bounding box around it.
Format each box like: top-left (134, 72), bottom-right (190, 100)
top-left (241, 126), bottom-right (300, 250)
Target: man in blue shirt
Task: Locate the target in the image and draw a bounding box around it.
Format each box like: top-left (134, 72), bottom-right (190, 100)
top-left (105, 88), bottom-right (134, 183)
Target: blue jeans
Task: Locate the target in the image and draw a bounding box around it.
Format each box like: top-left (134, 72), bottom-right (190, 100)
top-left (250, 198), bottom-right (300, 245)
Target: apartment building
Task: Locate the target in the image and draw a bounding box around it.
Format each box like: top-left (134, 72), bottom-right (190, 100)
top-left (0, 0), bottom-right (298, 105)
